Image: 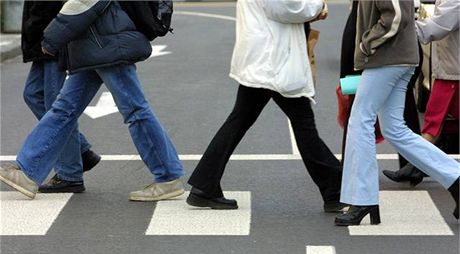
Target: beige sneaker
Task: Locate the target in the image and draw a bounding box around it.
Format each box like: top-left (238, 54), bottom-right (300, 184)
top-left (129, 179), bottom-right (185, 201)
top-left (0, 163), bottom-right (38, 199)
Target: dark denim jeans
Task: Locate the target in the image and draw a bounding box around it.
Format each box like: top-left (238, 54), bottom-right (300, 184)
top-left (188, 85), bottom-right (342, 202)
top-left (17, 64), bottom-right (184, 184)
top-left (23, 60), bottom-right (91, 181)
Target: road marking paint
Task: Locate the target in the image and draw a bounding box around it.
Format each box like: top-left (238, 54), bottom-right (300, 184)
top-left (175, 11), bottom-right (236, 21)
top-left (348, 191), bottom-right (454, 236)
top-left (2, 154), bottom-right (459, 161)
top-left (0, 41), bottom-right (12, 47)
top-left (146, 191), bottom-right (251, 235)
top-left (306, 246), bottom-right (337, 254)
top-left (83, 92), bottom-right (118, 119)
top-left (288, 120), bottom-right (300, 155)
top-left (149, 45), bottom-right (171, 58)
top-left (0, 192), bottom-right (73, 235)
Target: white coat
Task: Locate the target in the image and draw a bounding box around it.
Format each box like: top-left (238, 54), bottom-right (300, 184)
top-left (229, 0), bottom-right (324, 98)
top-left (416, 0), bottom-right (459, 81)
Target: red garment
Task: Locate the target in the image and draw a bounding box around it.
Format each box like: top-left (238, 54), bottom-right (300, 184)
top-left (422, 79), bottom-right (459, 137)
top-left (336, 85), bottom-right (384, 143)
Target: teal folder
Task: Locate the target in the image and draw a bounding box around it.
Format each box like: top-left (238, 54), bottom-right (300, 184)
top-left (340, 75), bottom-right (361, 95)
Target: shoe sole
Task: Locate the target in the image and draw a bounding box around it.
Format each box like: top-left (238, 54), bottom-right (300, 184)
top-left (39, 185), bottom-right (86, 193)
top-left (186, 193), bottom-right (238, 210)
top-left (0, 174), bottom-right (36, 199)
top-left (129, 188), bottom-right (185, 202)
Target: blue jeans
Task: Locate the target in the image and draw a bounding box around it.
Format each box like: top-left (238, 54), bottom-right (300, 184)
top-left (341, 66), bottom-right (460, 205)
top-left (23, 60), bottom-right (91, 182)
top-left (17, 64), bottom-right (184, 184)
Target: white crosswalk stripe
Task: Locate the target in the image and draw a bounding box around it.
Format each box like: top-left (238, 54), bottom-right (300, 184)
top-left (0, 192), bottom-right (73, 235)
top-left (348, 191), bottom-right (454, 236)
top-left (306, 246), bottom-right (337, 254)
top-left (146, 191), bottom-right (251, 235)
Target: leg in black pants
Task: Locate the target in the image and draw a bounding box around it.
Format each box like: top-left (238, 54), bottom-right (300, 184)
top-left (188, 85), bottom-right (271, 197)
top-left (188, 85), bottom-right (344, 211)
top-left (271, 94), bottom-right (343, 206)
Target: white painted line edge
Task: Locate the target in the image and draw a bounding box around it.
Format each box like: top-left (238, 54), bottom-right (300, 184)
top-left (1, 154), bottom-right (459, 161)
top-left (146, 191), bottom-right (251, 236)
top-left (288, 119), bottom-right (300, 155)
top-left (306, 246), bottom-right (337, 254)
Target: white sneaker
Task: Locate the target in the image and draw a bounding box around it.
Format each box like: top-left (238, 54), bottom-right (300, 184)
top-left (129, 179), bottom-right (184, 201)
top-left (0, 163), bottom-right (38, 199)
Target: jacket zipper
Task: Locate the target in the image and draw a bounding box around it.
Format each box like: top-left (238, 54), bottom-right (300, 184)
top-left (89, 26), bottom-right (103, 48)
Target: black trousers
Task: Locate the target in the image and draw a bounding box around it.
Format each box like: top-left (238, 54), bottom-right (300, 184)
top-left (188, 85), bottom-right (343, 202)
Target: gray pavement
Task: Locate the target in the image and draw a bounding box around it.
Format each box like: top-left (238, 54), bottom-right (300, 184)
top-left (0, 33), bottom-right (21, 62)
top-left (1, 3), bottom-right (459, 254)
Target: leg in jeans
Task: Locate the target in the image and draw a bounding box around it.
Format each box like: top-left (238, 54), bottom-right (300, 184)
top-left (17, 70), bottom-right (103, 183)
top-left (379, 77), bottom-right (460, 189)
top-left (272, 94), bottom-right (342, 203)
top-left (22, 60), bottom-right (92, 181)
top-left (188, 85), bottom-right (272, 195)
top-left (95, 65), bottom-right (184, 183)
top-left (340, 66), bottom-right (417, 205)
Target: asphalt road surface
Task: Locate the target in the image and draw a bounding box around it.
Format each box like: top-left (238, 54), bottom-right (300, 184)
top-left (1, 2), bottom-right (458, 254)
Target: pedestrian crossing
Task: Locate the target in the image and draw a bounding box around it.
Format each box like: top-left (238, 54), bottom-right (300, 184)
top-left (146, 191), bottom-right (251, 235)
top-left (0, 190), bottom-right (455, 237)
top-left (0, 192), bottom-right (73, 235)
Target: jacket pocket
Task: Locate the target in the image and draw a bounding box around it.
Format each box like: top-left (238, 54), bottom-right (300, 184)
top-left (89, 25), bottom-right (104, 48)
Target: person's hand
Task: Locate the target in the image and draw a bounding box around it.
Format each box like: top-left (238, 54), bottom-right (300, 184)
top-left (312, 3), bottom-right (328, 22)
top-left (42, 46), bottom-right (55, 56)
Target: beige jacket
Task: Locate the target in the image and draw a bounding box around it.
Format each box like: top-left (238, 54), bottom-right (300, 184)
top-left (416, 0), bottom-right (459, 81)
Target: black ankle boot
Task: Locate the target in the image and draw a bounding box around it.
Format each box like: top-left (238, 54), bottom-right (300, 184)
top-left (186, 187), bottom-right (238, 210)
top-left (335, 205), bottom-right (380, 226)
top-left (82, 150), bottom-right (101, 172)
top-left (382, 163), bottom-right (427, 186)
top-left (448, 178), bottom-right (459, 219)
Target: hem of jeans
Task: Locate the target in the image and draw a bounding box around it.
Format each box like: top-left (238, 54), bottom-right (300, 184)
top-left (154, 172), bottom-right (185, 183)
top-left (152, 164), bottom-right (185, 183)
top-left (56, 174), bottom-right (84, 182)
top-left (80, 147), bottom-right (91, 155)
top-left (15, 159), bottom-right (41, 184)
top-left (340, 197), bottom-right (379, 206)
top-left (443, 174), bottom-right (460, 190)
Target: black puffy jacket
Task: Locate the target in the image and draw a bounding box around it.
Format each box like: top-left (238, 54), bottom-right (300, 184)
top-left (42, 0), bottom-right (152, 73)
top-left (21, 1), bottom-right (64, 63)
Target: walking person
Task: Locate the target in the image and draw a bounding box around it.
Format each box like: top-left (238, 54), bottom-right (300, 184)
top-left (186, 0), bottom-right (345, 212)
top-left (0, 0), bottom-right (185, 201)
top-left (382, 0), bottom-right (459, 186)
top-left (21, 0), bottom-right (101, 193)
top-left (335, 0), bottom-right (460, 226)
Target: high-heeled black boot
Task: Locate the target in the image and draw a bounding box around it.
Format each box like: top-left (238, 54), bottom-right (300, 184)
top-left (382, 163), bottom-right (427, 186)
top-left (448, 178), bottom-right (459, 219)
top-left (335, 205), bottom-right (381, 226)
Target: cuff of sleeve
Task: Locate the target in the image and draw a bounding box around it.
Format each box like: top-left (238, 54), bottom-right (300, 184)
top-left (41, 40), bottom-right (58, 56)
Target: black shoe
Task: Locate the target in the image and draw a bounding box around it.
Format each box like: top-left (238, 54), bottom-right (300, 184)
top-left (448, 178), bottom-right (459, 219)
top-left (82, 150), bottom-right (101, 172)
top-left (324, 200), bottom-right (348, 213)
top-left (382, 163), bottom-right (427, 186)
top-left (335, 205), bottom-right (380, 226)
top-left (186, 187), bottom-right (238, 210)
top-left (39, 175), bottom-right (85, 193)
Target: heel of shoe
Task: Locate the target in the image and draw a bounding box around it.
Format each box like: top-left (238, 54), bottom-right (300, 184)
top-left (370, 207), bottom-right (381, 225)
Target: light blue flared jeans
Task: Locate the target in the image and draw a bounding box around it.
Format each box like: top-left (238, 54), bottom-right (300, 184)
top-left (341, 66), bottom-right (460, 205)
